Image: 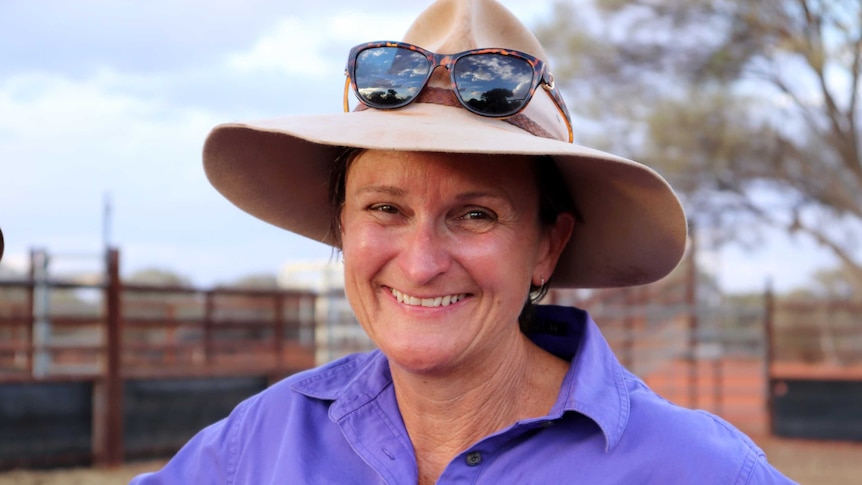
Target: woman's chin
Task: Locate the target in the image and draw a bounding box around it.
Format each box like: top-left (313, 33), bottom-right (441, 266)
top-left (382, 342), bottom-right (466, 377)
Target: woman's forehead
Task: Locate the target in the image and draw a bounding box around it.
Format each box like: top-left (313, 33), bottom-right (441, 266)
top-left (346, 150), bottom-right (538, 196)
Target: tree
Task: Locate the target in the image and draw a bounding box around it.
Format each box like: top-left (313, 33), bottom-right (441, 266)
top-left (223, 273), bottom-right (279, 290)
top-left (125, 268), bottom-right (192, 287)
top-left (535, 0), bottom-right (862, 284)
top-left (793, 262), bottom-right (862, 300)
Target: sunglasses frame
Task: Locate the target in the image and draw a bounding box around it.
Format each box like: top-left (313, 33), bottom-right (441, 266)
top-left (344, 41), bottom-right (573, 143)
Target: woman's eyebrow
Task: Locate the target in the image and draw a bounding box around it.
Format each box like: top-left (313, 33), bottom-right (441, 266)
top-left (354, 185), bottom-right (408, 197)
top-left (353, 185), bottom-right (516, 206)
top-left (454, 190), bottom-right (516, 206)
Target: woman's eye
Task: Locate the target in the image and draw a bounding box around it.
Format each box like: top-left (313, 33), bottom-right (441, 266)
top-left (460, 209), bottom-right (495, 221)
top-left (369, 204), bottom-right (399, 214)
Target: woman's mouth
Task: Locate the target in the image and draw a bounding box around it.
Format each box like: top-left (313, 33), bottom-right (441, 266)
top-left (390, 288), bottom-right (467, 307)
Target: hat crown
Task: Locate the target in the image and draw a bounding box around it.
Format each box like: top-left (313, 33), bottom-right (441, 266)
top-left (402, 0), bottom-right (549, 59)
top-left (396, 0), bottom-right (568, 142)
top-left (202, 0), bottom-right (688, 289)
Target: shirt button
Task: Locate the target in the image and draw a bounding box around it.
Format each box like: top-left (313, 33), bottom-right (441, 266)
top-left (465, 451), bottom-right (482, 466)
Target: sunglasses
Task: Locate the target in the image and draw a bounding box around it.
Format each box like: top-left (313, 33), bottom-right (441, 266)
top-left (343, 41), bottom-right (573, 143)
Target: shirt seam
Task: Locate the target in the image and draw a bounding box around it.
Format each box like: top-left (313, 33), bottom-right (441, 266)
top-left (734, 445), bottom-right (761, 485)
top-left (339, 395), bottom-right (404, 485)
top-left (608, 362), bottom-right (630, 451)
top-left (225, 397), bottom-right (250, 485)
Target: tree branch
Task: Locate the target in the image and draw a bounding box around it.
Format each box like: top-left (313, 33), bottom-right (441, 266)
top-left (738, 194), bottom-right (862, 283)
top-left (847, 31), bottom-right (862, 172)
top-left (801, 0), bottom-right (861, 179)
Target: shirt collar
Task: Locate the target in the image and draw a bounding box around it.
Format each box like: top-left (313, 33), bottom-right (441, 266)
top-left (290, 349), bottom-right (393, 421)
top-left (290, 304), bottom-right (630, 450)
top-left (530, 305), bottom-right (630, 451)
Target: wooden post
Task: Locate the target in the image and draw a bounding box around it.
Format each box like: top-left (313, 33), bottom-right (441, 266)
top-left (204, 291), bottom-right (214, 366)
top-left (712, 358), bottom-right (722, 417)
top-left (273, 293), bottom-right (285, 377)
top-left (764, 279), bottom-right (775, 435)
top-left (94, 248), bottom-right (123, 467)
top-left (622, 288), bottom-right (634, 370)
top-left (26, 250), bottom-right (36, 375)
top-left (685, 223), bottom-right (699, 409)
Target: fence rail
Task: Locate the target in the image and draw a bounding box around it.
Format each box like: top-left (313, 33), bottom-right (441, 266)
top-left (3, 245), bottom-right (862, 468)
top-left (0, 278), bottom-right (317, 380)
top-left (0, 249), bottom-right (318, 467)
top-left (549, 245), bottom-right (862, 437)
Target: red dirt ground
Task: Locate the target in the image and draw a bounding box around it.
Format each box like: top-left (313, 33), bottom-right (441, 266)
top-left (0, 436), bottom-right (859, 484)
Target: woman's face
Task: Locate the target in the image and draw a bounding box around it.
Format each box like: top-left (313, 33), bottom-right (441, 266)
top-left (340, 149), bottom-right (572, 375)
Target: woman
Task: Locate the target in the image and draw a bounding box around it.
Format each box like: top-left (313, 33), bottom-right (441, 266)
top-left (133, 0), bottom-right (793, 483)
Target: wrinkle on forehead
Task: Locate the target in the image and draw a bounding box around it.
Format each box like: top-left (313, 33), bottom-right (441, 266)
top-left (346, 150), bottom-right (539, 211)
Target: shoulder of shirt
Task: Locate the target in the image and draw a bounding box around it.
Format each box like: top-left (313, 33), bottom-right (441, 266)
top-left (211, 351), bottom-right (384, 440)
top-left (618, 370), bottom-right (780, 478)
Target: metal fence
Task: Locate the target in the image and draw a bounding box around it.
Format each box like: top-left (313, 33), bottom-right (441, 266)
top-left (0, 248), bottom-right (317, 467)
top-left (2, 245), bottom-right (862, 467)
top-left (547, 244), bottom-right (770, 435)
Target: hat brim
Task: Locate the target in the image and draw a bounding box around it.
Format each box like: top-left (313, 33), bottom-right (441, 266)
top-left (203, 103), bottom-right (687, 288)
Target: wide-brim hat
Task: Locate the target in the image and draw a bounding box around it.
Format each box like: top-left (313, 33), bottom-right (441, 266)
top-left (203, 0), bottom-right (687, 289)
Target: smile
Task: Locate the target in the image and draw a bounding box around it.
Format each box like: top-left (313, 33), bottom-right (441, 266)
top-left (390, 288), bottom-right (467, 307)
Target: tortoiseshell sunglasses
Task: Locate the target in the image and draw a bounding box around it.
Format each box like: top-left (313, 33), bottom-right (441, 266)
top-left (343, 41), bottom-right (573, 143)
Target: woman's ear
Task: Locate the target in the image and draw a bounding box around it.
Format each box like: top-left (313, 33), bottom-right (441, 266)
top-left (536, 212), bottom-right (575, 281)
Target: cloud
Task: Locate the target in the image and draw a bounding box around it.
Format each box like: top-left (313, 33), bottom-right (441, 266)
top-left (0, 0), bottom-right (826, 293)
top-left (228, 17), bottom-right (333, 75)
top-left (0, 68), bottom-right (217, 196)
top-left (0, 0), bottom-right (304, 77)
top-left (226, 11), bottom-right (414, 77)
top-left (0, 65), bottom-right (225, 266)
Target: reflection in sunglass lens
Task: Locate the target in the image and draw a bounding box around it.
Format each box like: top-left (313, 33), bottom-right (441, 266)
top-left (355, 47), bottom-right (431, 108)
top-left (453, 54), bottom-right (534, 116)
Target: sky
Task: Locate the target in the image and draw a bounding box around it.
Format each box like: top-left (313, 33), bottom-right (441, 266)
top-left (0, 0), bottom-right (838, 293)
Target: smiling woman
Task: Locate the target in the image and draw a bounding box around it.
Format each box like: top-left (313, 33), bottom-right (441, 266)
top-left (131, 0), bottom-right (794, 484)
top-left (338, 150), bottom-right (573, 381)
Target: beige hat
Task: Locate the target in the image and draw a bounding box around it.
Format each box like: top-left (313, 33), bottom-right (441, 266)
top-left (203, 0), bottom-right (687, 288)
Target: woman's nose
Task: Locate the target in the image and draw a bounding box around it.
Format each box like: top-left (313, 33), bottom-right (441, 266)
top-left (397, 219), bottom-right (451, 285)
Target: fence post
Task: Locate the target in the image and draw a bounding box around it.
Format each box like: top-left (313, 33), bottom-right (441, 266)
top-left (764, 279), bottom-right (775, 436)
top-left (685, 223), bottom-right (699, 409)
top-left (622, 288), bottom-right (634, 370)
top-left (94, 248), bottom-right (123, 467)
top-left (26, 250), bottom-right (36, 376)
top-left (204, 291), bottom-right (214, 366)
top-left (273, 293), bottom-right (285, 377)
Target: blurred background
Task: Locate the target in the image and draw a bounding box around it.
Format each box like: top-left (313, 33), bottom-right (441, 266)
top-left (1, 0), bottom-right (861, 483)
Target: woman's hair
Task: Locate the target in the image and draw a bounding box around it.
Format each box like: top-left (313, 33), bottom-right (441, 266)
top-left (328, 148), bottom-right (577, 333)
top-left (327, 147), bottom-right (360, 249)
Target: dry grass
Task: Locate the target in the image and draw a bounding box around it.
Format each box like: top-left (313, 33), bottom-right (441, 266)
top-left (0, 460), bottom-right (164, 485)
top-left (758, 435), bottom-right (862, 484)
top-left (0, 436), bottom-right (860, 484)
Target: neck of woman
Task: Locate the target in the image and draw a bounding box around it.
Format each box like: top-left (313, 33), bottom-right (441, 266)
top-left (390, 333), bottom-right (569, 485)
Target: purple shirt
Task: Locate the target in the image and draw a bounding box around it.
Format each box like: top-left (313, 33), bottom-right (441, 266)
top-left (131, 305), bottom-right (795, 484)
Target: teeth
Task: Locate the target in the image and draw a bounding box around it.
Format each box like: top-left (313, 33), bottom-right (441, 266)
top-left (390, 288), bottom-right (466, 307)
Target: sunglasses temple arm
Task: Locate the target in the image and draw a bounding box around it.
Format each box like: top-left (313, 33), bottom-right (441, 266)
top-left (544, 85), bottom-right (574, 144)
top-left (343, 75), bottom-right (352, 113)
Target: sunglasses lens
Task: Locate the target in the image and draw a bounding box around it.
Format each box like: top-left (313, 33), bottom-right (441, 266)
top-left (354, 47), bottom-right (431, 108)
top-left (453, 54), bottom-right (535, 116)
